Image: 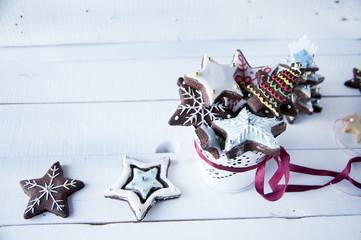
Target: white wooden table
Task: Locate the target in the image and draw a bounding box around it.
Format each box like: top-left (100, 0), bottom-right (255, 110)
top-left (0, 1), bottom-right (361, 239)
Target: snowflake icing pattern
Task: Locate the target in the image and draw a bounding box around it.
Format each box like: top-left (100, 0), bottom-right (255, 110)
top-left (178, 85), bottom-right (228, 127)
top-left (169, 78), bottom-right (235, 128)
top-left (20, 162), bottom-right (84, 219)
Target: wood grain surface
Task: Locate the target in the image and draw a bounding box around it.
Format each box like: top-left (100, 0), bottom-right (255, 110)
top-left (0, 1), bottom-right (360, 239)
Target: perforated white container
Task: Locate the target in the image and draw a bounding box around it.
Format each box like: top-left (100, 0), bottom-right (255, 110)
top-left (194, 135), bottom-right (267, 192)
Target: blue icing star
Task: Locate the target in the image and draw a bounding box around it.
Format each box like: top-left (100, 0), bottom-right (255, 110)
top-left (125, 167), bottom-right (163, 200)
top-left (293, 49), bottom-right (311, 68)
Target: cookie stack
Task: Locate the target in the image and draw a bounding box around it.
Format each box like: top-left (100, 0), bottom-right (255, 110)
top-left (279, 36), bottom-right (325, 123)
top-left (169, 50), bottom-right (302, 191)
top-left (344, 68), bottom-right (361, 92)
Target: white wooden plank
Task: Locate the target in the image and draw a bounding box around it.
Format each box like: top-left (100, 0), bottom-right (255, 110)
top-left (1, 39), bottom-right (360, 63)
top-left (1, 150), bottom-right (361, 226)
top-left (0, 55), bottom-right (359, 104)
top-left (0, 98), bottom-right (359, 158)
top-left (0, 0), bottom-right (360, 46)
top-left (1, 215), bottom-right (361, 240)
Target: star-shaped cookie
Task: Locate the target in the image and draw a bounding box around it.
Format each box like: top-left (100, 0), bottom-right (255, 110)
top-left (211, 108), bottom-right (286, 158)
top-left (301, 71), bottom-right (325, 85)
top-left (104, 156), bottom-right (181, 221)
top-left (293, 84), bottom-right (311, 101)
top-left (295, 96), bottom-right (314, 115)
top-left (184, 54), bottom-right (243, 107)
top-left (344, 68), bottom-right (361, 92)
top-left (344, 113), bottom-right (361, 143)
top-left (233, 49), bottom-right (277, 88)
top-left (195, 125), bottom-right (222, 159)
top-left (168, 77), bottom-right (236, 127)
top-left (20, 162), bottom-right (84, 219)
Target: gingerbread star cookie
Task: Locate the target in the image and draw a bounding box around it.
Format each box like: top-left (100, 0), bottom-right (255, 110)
top-left (211, 108), bottom-right (286, 158)
top-left (344, 114), bottom-right (361, 143)
top-left (20, 162), bottom-right (84, 219)
top-left (344, 68), bottom-right (361, 92)
top-left (233, 49), bottom-right (277, 88)
top-left (195, 126), bottom-right (223, 159)
top-left (184, 54), bottom-right (243, 108)
top-left (104, 156), bottom-right (181, 221)
top-left (168, 77), bottom-right (236, 127)
top-left (295, 96), bottom-right (314, 115)
top-left (293, 84), bottom-right (311, 101)
top-left (301, 71), bottom-right (325, 85)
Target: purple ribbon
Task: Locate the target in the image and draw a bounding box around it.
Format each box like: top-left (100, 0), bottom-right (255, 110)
top-left (195, 141), bottom-right (361, 201)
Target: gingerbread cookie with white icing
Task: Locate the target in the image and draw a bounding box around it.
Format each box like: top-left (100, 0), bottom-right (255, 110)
top-left (295, 96), bottom-right (313, 115)
top-left (20, 162), bottom-right (84, 219)
top-left (184, 54), bottom-right (243, 108)
top-left (195, 126), bottom-right (222, 159)
top-left (302, 72), bottom-right (325, 85)
top-left (211, 108), bottom-right (286, 158)
top-left (168, 77), bottom-right (236, 127)
top-left (104, 156), bottom-right (181, 221)
top-left (311, 85), bottom-right (322, 99)
top-left (311, 99), bottom-right (322, 113)
top-left (232, 49), bottom-right (278, 90)
top-left (293, 84), bottom-right (312, 101)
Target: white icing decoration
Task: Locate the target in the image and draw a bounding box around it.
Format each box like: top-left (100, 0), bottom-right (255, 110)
top-left (212, 108), bottom-right (282, 151)
top-left (288, 36), bottom-right (319, 60)
top-left (23, 164), bottom-right (78, 214)
top-left (104, 156), bottom-right (181, 221)
top-left (295, 84), bottom-right (311, 99)
top-left (281, 36), bottom-right (320, 69)
top-left (297, 98), bottom-right (314, 112)
top-left (125, 167), bottom-right (163, 200)
top-left (178, 84), bottom-right (228, 127)
top-left (232, 49), bottom-right (278, 86)
top-left (199, 126), bottom-right (222, 155)
top-left (223, 97), bottom-right (246, 113)
top-left (185, 54), bottom-right (243, 106)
